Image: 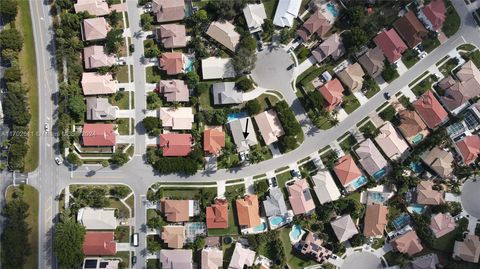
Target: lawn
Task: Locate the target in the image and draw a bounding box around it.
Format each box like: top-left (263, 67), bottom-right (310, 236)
top-left (262, 0), bottom-right (278, 19)
top-left (276, 171), bottom-right (293, 197)
top-left (365, 84), bottom-right (380, 99)
top-left (422, 36), bottom-right (440, 53)
top-left (411, 74), bottom-right (438, 96)
top-left (162, 187), bottom-right (217, 200)
top-left (116, 118), bottom-right (133, 135)
top-left (198, 83), bottom-right (213, 110)
top-left (207, 201), bottom-right (239, 236)
top-left (18, 0), bottom-right (38, 172)
top-left (464, 50), bottom-right (480, 68)
top-left (402, 49), bottom-right (419, 68)
top-left (114, 226), bottom-right (130, 243)
top-left (6, 185), bottom-right (39, 269)
top-left (109, 198), bottom-right (131, 219)
top-left (116, 65), bottom-right (133, 83)
top-left (342, 93), bottom-right (360, 114)
top-left (115, 251), bottom-right (131, 268)
top-left (359, 120), bottom-right (376, 135)
top-left (378, 105), bottom-right (397, 122)
top-left (443, 0), bottom-right (461, 37)
top-left (439, 58), bottom-right (459, 77)
top-left (279, 228), bottom-right (317, 268)
top-left (339, 134), bottom-right (357, 153)
top-left (125, 195), bottom-right (135, 217)
top-left (258, 93), bottom-right (281, 111)
top-left (295, 45), bottom-right (311, 63)
top-left (317, 117), bottom-right (334, 130)
top-left (109, 91), bottom-right (132, 109)
top-left (146, 66), bottom-right (162, 83)
top-left (457, 44), bottom-right (477, 52)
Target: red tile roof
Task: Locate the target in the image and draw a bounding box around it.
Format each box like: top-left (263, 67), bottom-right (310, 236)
top-left (422, 0), bottom-right (446, 31)
top-left (236, 195), bottom-right (261, 228)
top-left (374, 29), bottom-right (407, 63)
top-left (206, 199), bottom-right (229, 229)
top-left (413, 91), bottom-right (448, 129)
top-left (83, 231), bottom-right (116, 256)
top-left (334, 155), bottom-right (363, 186)
top-left (318, 78), bottom-right (344, 111)
top-left (82, 123), bottom-right (116, 147)
top-left (159, 133), bottom-right (192, 156)
top-left (203, 128), bottom-right (225, 155)
top-left (455, 135), bottom-right (480, 165)
top-left (159, 52), bottom-right (184, 75)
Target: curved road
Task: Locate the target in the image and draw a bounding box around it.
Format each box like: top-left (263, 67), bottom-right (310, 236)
top-left (24, 0), bottom-right (480, 268)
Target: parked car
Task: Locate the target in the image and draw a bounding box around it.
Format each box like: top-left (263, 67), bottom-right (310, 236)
top-left (132, 256), bottom-right (137, 265)
top-left (384, 92), bottom-right (391, 100)
top-left (268, 177), bottom-right (278, 188)
top-left (290, 169), bottom-right (301, 179)
top-left (287, 64), bottom-right (295, 70)
top-left (55, 157), bottom-right (63, 165)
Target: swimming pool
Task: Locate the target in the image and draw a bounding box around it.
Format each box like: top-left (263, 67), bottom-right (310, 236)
top-left (253, 222), bottom-right (267, 232)
top-left (410, 162), bottom-right (424, 173)
top-left (412, 133), bottom-right (424, 144)
top-left (373, 168), bottom-right (387, 180)
top-left (289, 225), bottom-right (303, 242)
top-left (270, 216), bottom-right (284, 226)
top-left (351, 176), bottom-right (367, 189)
top-left (368, 192), bottom-right (387, 204)
top-left (408, 204), bottom-right (426, 214)
top-left (185, 57), bottom-right (194, 72)
top-left (227, 112), bottom-right (248, 122)
top-left (393, 213), bottom-right (411, 230)
top-left (326, 3), bottom-right (338, 17)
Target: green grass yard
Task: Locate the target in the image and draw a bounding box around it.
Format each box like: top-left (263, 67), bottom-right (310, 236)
top-left (116, 65), bottom-right (133, 83)
top-left (339, 134), bottom-right (357, 153)
top-left (342, 93), bottom-right (360, 114)
top-left (402, 49), bottom-right (419, 68)
top-left (279, 228), bottom-right (317, 268)
top-left (116, 118), bottom-right (133, 135)
top-left (146, 66), bottom-right (162, 83)
top-left (411, 75), bottom-right (438, 97)
top-left (109, 92), bottom-right (132, 109)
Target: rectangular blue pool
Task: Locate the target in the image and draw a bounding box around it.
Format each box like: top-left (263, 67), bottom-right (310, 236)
top-left (227, 112), bottom-right (248, 122)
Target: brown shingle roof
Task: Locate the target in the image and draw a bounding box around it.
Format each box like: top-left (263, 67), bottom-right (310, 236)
top-left (391, 230), bottom-right (423, 256)
top-left (416, 180), bottom-right (444, 205)
top-left (296, 10), bottom-right (332, 41)
top-left (363, 204), bottom-right (388, 237)
top-left (453, 235), bottom-right (480, 263)
top-left (358, 46), bottom-right (385, 78)
top-left (157, 24), bottom-right (187, 49)
top-left (394, 10), bottom-right (428, 48)
top-left (152, 0), bottom-right (185, 23)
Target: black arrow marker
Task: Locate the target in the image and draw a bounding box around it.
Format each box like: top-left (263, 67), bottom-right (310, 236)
top-left (243, 118), bottom-right (249, 139)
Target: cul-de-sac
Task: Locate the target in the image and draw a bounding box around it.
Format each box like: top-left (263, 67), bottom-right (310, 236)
top-left (1, 0), bottom-right (480, 268)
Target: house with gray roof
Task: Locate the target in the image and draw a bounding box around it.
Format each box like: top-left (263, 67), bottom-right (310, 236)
top-left (212, 82), bottom-right (243, 105)
top-left (227, 117), bottom-right (258, 153)
top-left (86, 97), bottom-right (118, 121)
top-left (262, 187), bottom-right (288, 217)
top-left (330, 215), bottom-right (358, 243)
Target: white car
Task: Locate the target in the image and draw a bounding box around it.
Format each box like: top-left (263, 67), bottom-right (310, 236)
top-left (44, 123), bottom-right (49, 132)
top-left (55, 157), bottom-right (63, 165)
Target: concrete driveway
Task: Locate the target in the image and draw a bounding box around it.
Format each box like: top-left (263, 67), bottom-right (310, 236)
top-left (460, 178), bottom-right (480, 218)
top-left (251, 46), bottom-right (294, 91)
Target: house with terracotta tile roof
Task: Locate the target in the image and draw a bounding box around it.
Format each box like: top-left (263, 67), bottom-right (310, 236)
top-left (161, 199), bottom-right (192, 222)
top-left (212, 82), bottom-right (243, 105)
top-left (318, 78), bottom-right (344, 111)
top-left (74, 0), bottom-right (110, 16)
top-left (439, 61), bottom-right (480, 113)
top-left (161, 225), bottom-right (186, 248)
top-left (201, 247), bottom-right (223, 269)
top-left (330, 215), bottom-right (358, 242)
top-left (206, 199), bottom-right (229, 229)
top-left (363, 204), bottom-right (388, 238)
top-left (262, 187), bottom-right (288, 217)
top-left (77, 207), bottom-right (117, 230)
top-left (206, 21), bottom-right (240, 52)
top-left (430, 213), bottom-right (456, 239)
top-left (83, 231), bottom-right (116, 256)
top-left (375, 122), bottom-right (410, 161)
top-left (156, 24), bottom-right (187, 49)
top-left (86, 97), bottom-right (118, 121)
top-left (159, 52), bottom-right (186, 75)
top-left (373, 29), bottom-right (407, 63)
top-left (160, 249), bottom-right (193, 269)
top-left (394, 10), bottom-right (428, 48)
top-left (152, 0), bottom-right (185, 23)
top-left (297, 10), bottom-right (333, 41)
top-left (334, 155), bottom-right (363, 188)
top-left (228, 117), bottom-right (258, 153)
top-left (337, 63), bottom-right (365, 92)
top-left (354, 139), bottom-right (388, 179)
top-left (201, 57), bottom-right (236, 80)
top-left (82, 123), bottom-right (116, 147)
top-left (158, 80), bottom-right (189, 102)
top-left (454, 135), bottom-right (480, 165)
top-left (416, 180), bottom-right (444, 205)
top-left (418, 0), bottom-right (446, 32)
top-left (358, 46), bottom-right (385, 78)
top-left (398, 109), bottom-right (430, 146)
top-left (421, 147), bottom-right (454, 178)
top-left (312, 33), bottom-right (345, 63)
top-left (236, 195), bottom-right (261, 228)
top-left (273, 0), bottom-right (301, 27)
top-left (159, 133), bottom-right (192, 157)
top-left (81, 72), bottom-right (117, 95)
top-left (391, 230), bottom-right (423, 256)
top-left (411, 253), bottom-right (439, 269)
top-left (159, 107), bottom-right (194, 130)
top-left (243, 3), bottom-right (267, 33)
top-left (82, 17), bottom-right (111, 41)
top-left (228, 242), bottom-right (256, 269)
top-left (299, 232), bottom-right (333, 264)
top-left (453, 235), bottom-right (480, 263)
top-left (203, 126), bottom-right (225, 156)
top-left (414, 91), bottom-right (449, 129)
top-left (288, 179), bottom-right (316, 215)
top-left (311, 169), bottom-right (341, 205)
top-left (83, 45), bottom-right (115, 69)
top-left (254, 110), bottom-right (285, 145)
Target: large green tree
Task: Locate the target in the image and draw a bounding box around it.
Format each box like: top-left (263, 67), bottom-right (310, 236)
top-left (53, 215), bottom-right (86, 269)
top-left (0, 0), bottom-right (18, 24)
top-left (0, 29), bottom-right (23, 52)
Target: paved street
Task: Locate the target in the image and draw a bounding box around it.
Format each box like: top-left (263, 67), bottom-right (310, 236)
top-left (340, 251), bottom-right (383, 269)
top-left (460, 178), bottom-right (480, 218)
top-left (16, 0), bottom-right (480, 268)
top-left (251, 47), bottom-right (295, 90)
